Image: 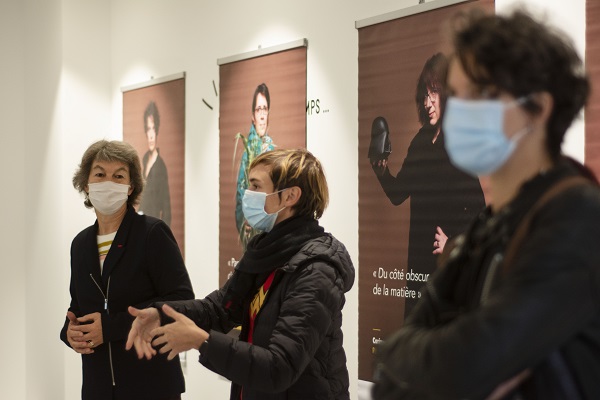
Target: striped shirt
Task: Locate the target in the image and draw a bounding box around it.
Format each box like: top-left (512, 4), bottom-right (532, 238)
top-left (97, 232), bottom-right (117, 274)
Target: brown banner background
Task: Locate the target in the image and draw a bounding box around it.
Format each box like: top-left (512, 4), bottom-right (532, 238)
top-left (123, 77), bottom-right (186, 256)
top-left (219, 47), bottom-right (307, 286)
top-left (586, 0), bottom-right (600, 176)
top-left (357, 0), bottom-right (494, 381)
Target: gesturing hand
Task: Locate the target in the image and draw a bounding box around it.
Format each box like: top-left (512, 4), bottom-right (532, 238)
top-left (150, 304), bottom-right (209, 361)
top-left (125, 306), bottom-right (160, 360)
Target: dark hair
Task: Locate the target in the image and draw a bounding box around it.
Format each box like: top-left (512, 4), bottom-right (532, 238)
top-left (143, 101), bottom-right (160, 135)
top-left (416, 52), bottom-right (448, 126)
top-left (450, 9), bottom-right (589, 161)
top-left (251, 83), bottom-right (270, 113)
top-left (250, 148), bottom-right (329, 219)
top-left (73, 140), bottom-right (144, 208)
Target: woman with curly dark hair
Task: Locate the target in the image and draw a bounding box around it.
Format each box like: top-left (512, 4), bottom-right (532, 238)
top-left (373, 9), bottom-right (600, 400)
top-left (371, 52), bottom-right (485, 316)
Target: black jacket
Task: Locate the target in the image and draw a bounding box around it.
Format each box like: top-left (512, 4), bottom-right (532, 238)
top-left (164, 232), bottom-right (355, 400)
top-left (373, 161), bottom-right (600, 399)
top-left (60, 206), bottom-right (194, 400)
top-left (140, 149), bottom-right (171, 225)
top-left (375, 126), bottom-right (485, 313)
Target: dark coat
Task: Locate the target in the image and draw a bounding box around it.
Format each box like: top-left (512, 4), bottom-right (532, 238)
top-left (140, 149), bottom-right (171, 225)
top-left (164, 233), bottom-right (355, 400)
top-left (372, 161), bottom-right (600, 399)
top-left (375, 126), bottom-right (485, 313)
top-left (60, 206), bottom-right (194, 400)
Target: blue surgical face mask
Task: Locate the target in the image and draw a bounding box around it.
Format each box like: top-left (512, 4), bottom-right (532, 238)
top-left (443, 96), bottom-right (529, 176)
top-left (242, 189), bottom-right (287, 232)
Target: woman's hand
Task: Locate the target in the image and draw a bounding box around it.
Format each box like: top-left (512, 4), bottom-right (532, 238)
top-left (66, 311), bottom-right (89, 354)
top-left (371, 159), bottom-right (388, 177)
top-left (432, 226), bottom-right (448, 255)
top-left (66, 311), bottom-right (103, 354)
top-left (151, 304), bottom-right (209, 361)
top-left (126, 306), bottom-right (160, 360)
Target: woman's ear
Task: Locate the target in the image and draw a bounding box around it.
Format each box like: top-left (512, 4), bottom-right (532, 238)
top-left (283, 187), bottom-right (302, 207)
top-left (532, 91), bottom-right (554, 124)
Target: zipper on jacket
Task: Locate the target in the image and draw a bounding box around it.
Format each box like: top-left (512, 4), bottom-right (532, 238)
top-left (90, 274), bottom-right (116, 386)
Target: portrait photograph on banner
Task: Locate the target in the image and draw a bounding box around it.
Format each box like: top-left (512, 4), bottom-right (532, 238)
top-left (122, 73), bottom-right (186, 256)
top-left (356, 0), bottom-right (494, 388)
top-left (219, 42), bottom-right (307, 286)
top-left (586, 0), bottom-right (600, 177)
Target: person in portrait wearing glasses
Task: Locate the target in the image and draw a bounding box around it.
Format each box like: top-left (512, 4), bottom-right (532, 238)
top-left (235, 83), bottom-right (277, 250)
top-left (370, 53), bottom-right (485, 317)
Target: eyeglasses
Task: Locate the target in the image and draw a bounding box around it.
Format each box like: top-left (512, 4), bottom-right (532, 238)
top-left (255, 106), bottom-right (269, 116)
top-left (425, 90), bottom-right (438, 103)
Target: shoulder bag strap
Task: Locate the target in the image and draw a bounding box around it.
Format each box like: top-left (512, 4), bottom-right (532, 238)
top-left (502, 175), bottom-right (590, 272)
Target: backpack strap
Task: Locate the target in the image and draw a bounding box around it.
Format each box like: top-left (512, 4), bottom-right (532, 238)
top-left (502, 175), bottom-right (591, 271)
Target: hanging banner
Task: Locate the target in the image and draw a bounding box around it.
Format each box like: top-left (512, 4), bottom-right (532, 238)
top-left (218, 40), bottom-right (307, 286)
top-left (122, 73), bottom-right (186, 256)
top-left (356, 0), bottom-right (494, 392)
top-left (586, 0), bottom-right (600, 176)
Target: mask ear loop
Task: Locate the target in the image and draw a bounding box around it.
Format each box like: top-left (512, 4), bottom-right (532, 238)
top-left (510, 125), bottom-right (533, 144)
top-left (507, 95), bottom-right (530, 109)
top-left (266, 188), bottom-right (288, 215)
top-left (506, 95), bottom-right (534, 143)
top-left (265, 188), bottom-right (288, 198)
top-left (273, 205), bottom-right (287, 215)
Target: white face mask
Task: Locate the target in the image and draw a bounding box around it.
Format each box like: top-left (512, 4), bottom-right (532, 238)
top-left (88, 181), bottom-right (130, 216)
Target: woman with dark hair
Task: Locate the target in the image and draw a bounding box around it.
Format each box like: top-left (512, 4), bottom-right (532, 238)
top-left (373, 9), bottom-right (600, 400)
top-left (371, 52), bottom-right (485, 316)
top-left (139, 101), bottom-right (172, 226)
top-left (60, 140), bottom-right (194, 400)
top-left (235, 83), bottom-right (277, 250)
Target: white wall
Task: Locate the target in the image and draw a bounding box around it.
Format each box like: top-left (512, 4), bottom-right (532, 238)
top-left (0, 0), bottom-right (26, 398)
top-left (1, 0), bottom-right (585, 399)
top-left (22, 0), bottom-right (66, 398)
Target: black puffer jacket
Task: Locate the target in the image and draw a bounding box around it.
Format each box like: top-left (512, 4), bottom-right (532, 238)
top-left (372, 160), bottom-right (600, 399)
top-left (165, 232), bottom-right (355, 400)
